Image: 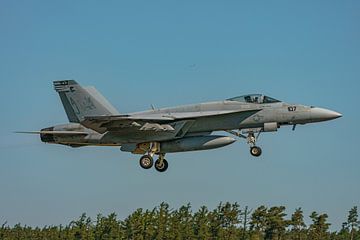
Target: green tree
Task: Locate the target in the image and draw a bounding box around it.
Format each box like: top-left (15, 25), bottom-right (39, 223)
top-left (141, 209), bottom-right (157, 240)
top-left (95, 213), bottom-right (122, 239)
top-left (289, 208), bottom-right (306, 240)
top-left (208, 207), bottom-right (221, 239)
top-left (241, 206), bottom-right (252, 240)
top-left (336, 222), bottom-right (351, 240)
top-left (193, 206), bottom-right (211, 240)
top-left (169, 203), bottom-right (194, 239)
top-left (2, 202), bottom-right (358, 240)
top-left (154, 202), bottom-right (171, 240)
top-left (217, 202), bottom-right (241, 240)
top-left (69, 213), bottom-right (93, 240)
top-left (308, 211), bottom-right (331, 240)
top-left (250, 205), bottom-right (268, 240)
top-left (264, 206), bottom-right (288, 240)
top-left (122, 208), bottom-right (157, 239)
top-left (347, 206), bottom-right (359, 240)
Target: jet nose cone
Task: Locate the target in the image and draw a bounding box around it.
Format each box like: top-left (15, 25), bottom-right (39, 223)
top-left (311, 107), bottom-right (342, 122)
top-left (332, 111), bottom-right (342, 119)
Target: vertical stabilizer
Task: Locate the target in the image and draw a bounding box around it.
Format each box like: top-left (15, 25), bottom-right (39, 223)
top-left (53, 80), bottom-right (119, 123)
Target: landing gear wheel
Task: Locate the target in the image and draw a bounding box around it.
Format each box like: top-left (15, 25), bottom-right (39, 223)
top-left (139, 155), bottom-right (153, 169)
top-left (155, 159), bottom-right (169, 172)
top-left (250, 146), bottom-right (262, 157)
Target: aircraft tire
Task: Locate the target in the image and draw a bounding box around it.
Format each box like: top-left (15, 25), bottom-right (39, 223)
top-left (250, 146), bottom-right (262, 157)
top-left (155, 159), bottom-right (169, 172)
top-left (140, 155), bottom-right (153, 169)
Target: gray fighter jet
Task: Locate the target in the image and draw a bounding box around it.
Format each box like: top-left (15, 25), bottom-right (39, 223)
top-left (19, 80), bottom-right (342, 172)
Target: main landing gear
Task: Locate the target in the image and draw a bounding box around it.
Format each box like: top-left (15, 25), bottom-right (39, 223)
top-left (139, 142), bottom-right (169, 172)
top-left (227, 130), bottom-right (263, 157)
top-left (139, 155), bottom-right (153, 169)
top-left (154, 154), bottom-right (168, 172)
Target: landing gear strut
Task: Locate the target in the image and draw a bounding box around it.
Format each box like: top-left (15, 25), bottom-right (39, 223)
top-left (226, 130), bottom-right (263, 157)
top-left (247, 132), bottom-right (262, 157)
top-left (138, 142), bottom-right (169, 172)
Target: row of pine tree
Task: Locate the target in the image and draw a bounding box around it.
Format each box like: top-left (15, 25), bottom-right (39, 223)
top-left (1, 203), bottom-right (359, 240)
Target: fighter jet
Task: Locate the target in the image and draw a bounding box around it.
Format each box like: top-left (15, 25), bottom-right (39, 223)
top-left (19, 80), bottom-right (342, 172)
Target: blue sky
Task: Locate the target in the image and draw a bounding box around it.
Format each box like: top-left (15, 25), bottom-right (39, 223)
top-left (0, 0), bottom-right (359, 229)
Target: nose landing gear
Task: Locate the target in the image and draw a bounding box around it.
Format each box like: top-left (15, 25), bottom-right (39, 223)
top-left (226, 129), bottom-right (263, 157)
top-left (247, 132), bottom-right (262, 157)
top-left (250, 146), bottom-right (262, 157)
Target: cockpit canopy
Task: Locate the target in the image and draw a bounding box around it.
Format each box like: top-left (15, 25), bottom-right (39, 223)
top-left (227, 94), bottom-right (281, 104)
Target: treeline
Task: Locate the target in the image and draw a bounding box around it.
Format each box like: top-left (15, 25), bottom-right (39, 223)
top-left (1, 203), bottom-right (359, 240)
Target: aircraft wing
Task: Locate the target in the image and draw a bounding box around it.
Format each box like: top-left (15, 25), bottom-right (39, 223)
top-left (81, 109), bottom-right (258, 134)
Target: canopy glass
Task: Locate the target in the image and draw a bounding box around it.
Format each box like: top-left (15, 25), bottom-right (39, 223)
top-left (227, 94), bottom-right (280, 104)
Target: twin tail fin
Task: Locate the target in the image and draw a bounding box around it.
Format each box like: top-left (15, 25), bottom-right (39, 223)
top-left (53, 80), bottom-right (119, 123)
